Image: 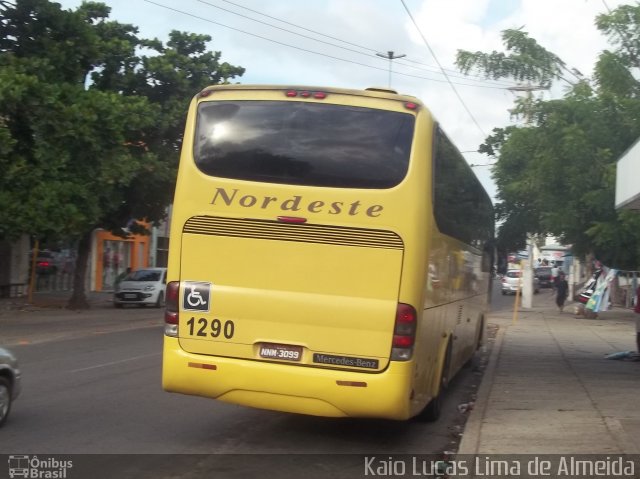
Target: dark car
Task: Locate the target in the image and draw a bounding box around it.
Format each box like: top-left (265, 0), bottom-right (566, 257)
top-left (33, 250), bottom-right (59, 275)
top-left (534, 267), bottom-right (554, 288)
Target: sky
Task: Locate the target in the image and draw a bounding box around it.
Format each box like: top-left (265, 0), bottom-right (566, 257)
top-left (55, 0), bottom-right (632, 201)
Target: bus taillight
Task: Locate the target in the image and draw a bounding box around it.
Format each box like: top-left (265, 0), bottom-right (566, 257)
top-left (392, 303), bottom-right (417, 361)
top-left (164, 281), bottom-right (180, 337)
top-left (285, 89), bottom-right (328, 99)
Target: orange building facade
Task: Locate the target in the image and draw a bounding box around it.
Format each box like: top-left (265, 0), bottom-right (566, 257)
top-left (92, 230), bottom-right (150, 291)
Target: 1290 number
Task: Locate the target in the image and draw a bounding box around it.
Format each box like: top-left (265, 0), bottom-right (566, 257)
top-left (186, 317), bottom-right (235, 339)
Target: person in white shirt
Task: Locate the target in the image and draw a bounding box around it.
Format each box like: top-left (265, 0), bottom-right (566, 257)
top-left (551, 263), bottom-right (559, 284)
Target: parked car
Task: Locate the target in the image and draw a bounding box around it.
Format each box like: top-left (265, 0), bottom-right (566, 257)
top-left (0, 347), bottom-right (22, 427)
top-left (534, 266), bottom-right (554, 288)
top-left (113, 267), bottom-right (167, 308)
top-left (32, 250), bottom-right (59, 275)
top-left (501, 269), bottom-right (540, 295)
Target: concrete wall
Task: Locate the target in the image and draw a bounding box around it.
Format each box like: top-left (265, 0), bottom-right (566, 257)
top-left (0, 235), bottom-right (30, 297)
top-left (616, 138), bottom-right (640, 209)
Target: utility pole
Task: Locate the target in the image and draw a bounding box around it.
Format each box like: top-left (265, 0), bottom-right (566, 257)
top-left (521, 237), bottom-right (534, 309)
top-left (507, 84), bottom-right (549, 124)
top-left (376, 51), bottom-right (406, 88)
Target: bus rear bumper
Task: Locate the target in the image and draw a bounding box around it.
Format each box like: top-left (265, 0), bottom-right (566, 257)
top-left (162, 337), bottom-right (414, 420)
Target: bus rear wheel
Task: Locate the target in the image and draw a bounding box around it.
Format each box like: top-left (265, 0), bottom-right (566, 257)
top-left (414, 341), bottom-right (451, 422)
top-left (464, 317), bottom-right (484, 369)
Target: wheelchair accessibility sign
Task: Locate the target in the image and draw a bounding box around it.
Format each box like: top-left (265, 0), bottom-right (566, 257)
top-left (183, 281), bottom-right (211, 312)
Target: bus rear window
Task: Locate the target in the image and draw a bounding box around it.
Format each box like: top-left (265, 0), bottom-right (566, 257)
top-left (194, 101), bottom-right (414, 188)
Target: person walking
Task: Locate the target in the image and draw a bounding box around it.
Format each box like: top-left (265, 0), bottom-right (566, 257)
top-left (554, 272), bottom-right (569, 313)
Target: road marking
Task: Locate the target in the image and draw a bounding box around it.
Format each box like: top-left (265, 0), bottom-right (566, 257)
top-left (70, 352), bottom-right (161, 373)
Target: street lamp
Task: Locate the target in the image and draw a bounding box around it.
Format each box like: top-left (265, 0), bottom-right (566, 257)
top-left (376, 51), bottom-right (406, 88)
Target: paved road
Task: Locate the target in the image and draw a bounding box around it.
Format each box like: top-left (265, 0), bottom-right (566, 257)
top-left (4, 325), bottom-right (482, 451)
top-left (0, 289), bottom-right (504, 478)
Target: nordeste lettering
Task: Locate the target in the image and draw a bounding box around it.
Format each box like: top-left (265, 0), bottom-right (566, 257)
top-left (210, 187), bottom-right (384, 217)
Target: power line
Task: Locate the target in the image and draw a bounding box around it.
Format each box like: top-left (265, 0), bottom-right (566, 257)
top-left (398, 57), bottom-right (519, 86)
top-left (142, 0), bottom-right (395, 73)
top-left (399, 0), bottom-right (486, 138)
top-left (199, 0), bottom-right (520, 88)
top-left (142, 0), bottom-right (519, 90)
top-left (197, 0), bottom-right (378, 60)
top-left (220, 0), bottom-right (376, 54)
top-left (460, 150), bottom-right (496, 167)
top-left (469, 163), bottom-right (495, 168)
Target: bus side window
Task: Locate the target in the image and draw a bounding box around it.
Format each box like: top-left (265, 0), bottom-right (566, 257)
top-left (432, 126), bottom-right (494, 250)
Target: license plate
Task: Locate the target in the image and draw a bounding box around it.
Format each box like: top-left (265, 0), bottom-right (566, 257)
top-left (124, 293), bottom-right (137, 299)
top-left (259, 343), bottom-right (303, 362)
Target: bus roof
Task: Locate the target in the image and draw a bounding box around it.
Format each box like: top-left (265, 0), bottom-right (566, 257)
top-left (197, 84), bottom-right (423, 104)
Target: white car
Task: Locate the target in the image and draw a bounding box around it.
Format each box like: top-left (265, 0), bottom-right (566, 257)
top-left (113, 267), bottom-right (167, 308)
top-left (0, 346), bottom-right (21, 427)
top-left (501, 269), bottom-right (539, 295)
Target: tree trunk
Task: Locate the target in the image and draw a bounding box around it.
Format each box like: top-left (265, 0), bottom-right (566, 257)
top-left (584, 252), bottom-right (597, 282)
top-left (67, 229), bottom-right (93, 310)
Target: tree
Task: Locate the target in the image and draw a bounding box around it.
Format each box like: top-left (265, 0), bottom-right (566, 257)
top-left (457, 28), bottom-right (583, 88)
top-left (0, 0), bottom-right (245, 307)
top-left (455, 17), bottom-right (640, 269)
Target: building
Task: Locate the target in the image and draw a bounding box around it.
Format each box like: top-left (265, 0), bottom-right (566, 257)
top-left (0, 236), bottom-right (30, 298)
top-left (89, 211), bottom-right (171, 292)
top-left (538, 244), bottom-right (572, 269)
top-left (89, 210), bottom-right (171, 291)
top-left (0, 213), bottom-right (171, 297)
top-left (615, 138), bottom-right (640, 307)
top-left (615, 137), bottom-right (640, 210)
top-left (89, 229), bottom-right (151, 292)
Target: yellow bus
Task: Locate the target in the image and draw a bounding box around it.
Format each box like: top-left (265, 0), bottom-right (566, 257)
top-left (162, 85), bottom-right (494, 421)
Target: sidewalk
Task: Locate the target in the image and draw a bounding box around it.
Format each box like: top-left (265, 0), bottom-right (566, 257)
top-left (0, 291), bottom-right (163, 346)
top-left (459, 298), bottom-right (640, 455)
top-left (0, 290), bottom-right (114, 313)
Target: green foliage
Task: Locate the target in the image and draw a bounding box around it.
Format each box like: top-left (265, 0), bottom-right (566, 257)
top-left (0, 0), bottom-right (245, 242)
top-left (595, 4), bottom-right (640, 69)
top-left (0, 0), bottom-right (245, 306)
top-left (457, 10), bottom-right (640, 269)
top-left (594, 51), bottom-right (640, 96)
top-left (0, 72), bottom-right (157, 239)
top-left (456, 28), bottom-right (579, 88)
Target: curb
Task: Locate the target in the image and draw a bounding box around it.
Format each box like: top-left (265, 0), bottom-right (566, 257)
top-left (604, 418), bottom-right (640, 454)
top-left (457, 323), bottom-right (506, 455)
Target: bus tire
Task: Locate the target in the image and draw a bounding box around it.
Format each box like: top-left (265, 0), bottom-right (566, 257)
top-left (464, 317), bottom-right (484, 369)
top-left (414, 341), bottom-right (451, 422)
